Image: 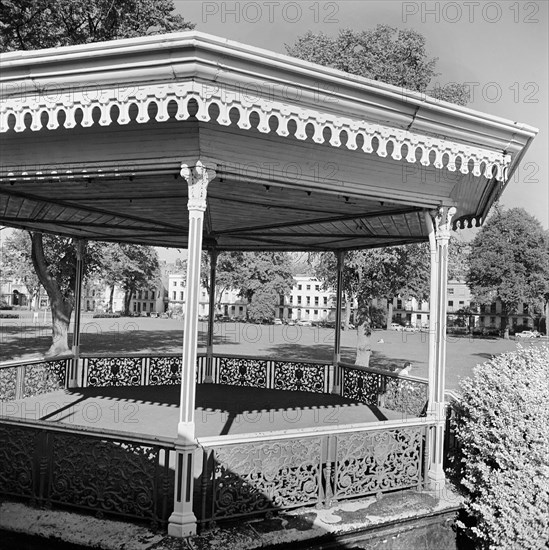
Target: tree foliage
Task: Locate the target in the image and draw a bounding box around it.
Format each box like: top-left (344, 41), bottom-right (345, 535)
top-left (0, 0), bottom-right (194, 52)
top-left (467, 207), bottom-right (549, 337)
top-left (453, 345), bottom-right (549, 548)
top-left (100, 244), bottom-right (160, 315)
top-left (314, 237), bottom-right (469, 365)
top-left (201, 252), bottom-right (294, 321)
top-left (286, 25), bottom-right (468, 105)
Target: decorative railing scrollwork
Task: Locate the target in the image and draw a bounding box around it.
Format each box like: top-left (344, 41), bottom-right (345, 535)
top-left (0, 419), bottom-right (175, 528)
top-left (218, 357), bottom-right (268, 388)
top-left (86, 357), bottom-right (143, 387)
top-left (198, 422), bottom-right (429, 524)
top-left (0, 358), bottom-right (71, 401)
top-left (148, 356), bottom-right (182, 385)
top-left (340, 364), bottom-right (427, 417)
top-left (334, 427), bottom-right (424, 499)
top-left (202, 437), bottom-right (322, 521)
top-left (273, 361), bottom-right (327, 393)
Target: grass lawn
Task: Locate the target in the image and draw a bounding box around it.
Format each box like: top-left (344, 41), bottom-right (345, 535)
top-left (1, 313), bottom-right (546, 391)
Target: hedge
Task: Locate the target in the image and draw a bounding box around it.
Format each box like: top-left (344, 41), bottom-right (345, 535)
top-left (452, 345), bottom-right (549, 549)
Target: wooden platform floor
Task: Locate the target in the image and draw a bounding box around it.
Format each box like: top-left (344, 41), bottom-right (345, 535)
top-left (1, 384), bottom-right (410, 439)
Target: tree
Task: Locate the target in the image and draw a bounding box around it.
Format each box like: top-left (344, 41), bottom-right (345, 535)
top-left (0, 1), bottom-right (194, 353)
top-left (314, 237), bottom-right (468, 366)
top-left (1, 230), bottom-right (43, 309)
top-left (201, 252), bottom-right (295, 322)
top-left (0, 0), bottom-right (194, 52)
top-left (286, 26), bottom-right (468, 105)
top-left (101, 244), bottom-right (160, 316)
top-left (467, 207), bottom-right (549, 339)
top-left (29, 233), bottom-right (105, 356)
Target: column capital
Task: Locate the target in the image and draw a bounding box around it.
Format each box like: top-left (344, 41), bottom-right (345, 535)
top-left (432, 206), bottom-right (456, 244)
top-left (180, 159), bottom-right (217, 211)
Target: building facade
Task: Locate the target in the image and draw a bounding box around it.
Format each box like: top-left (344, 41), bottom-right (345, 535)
top-left (278, 275), bottom-right (336, 322)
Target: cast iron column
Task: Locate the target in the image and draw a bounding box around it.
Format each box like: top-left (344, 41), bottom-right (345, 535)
top-left (70, 239), bottom-right (85, 388)
top-left (425, 206), bottom-right (455, 492)
top-left (169, 160), bottom-right (216, 538)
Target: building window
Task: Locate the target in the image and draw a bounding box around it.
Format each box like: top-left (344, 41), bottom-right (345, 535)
top-left (172, 291), bottom-right (176, 300)
top-left (279, 295), bottom-right (284, 306)
top-left (133, 302), bottom-right (137, 312)
top-left (490, 303), bottom-right (496, 314)
top-left (448, 300), bottom-right (454, 307)
top-left (150, 303), bottom-right (154, 311)
top-left (315, 284), bottom-right (320, 291)
top-left (306, 296), bottom-right (311, 305)
top-left (523, 304), bottom-right (529, 314)
top-left (180, 291), bottom-right (184, 300)
top-left (289, 296), bottom-right (293, 304)
top-left (142, 303), bottom-right (147, 311)
top-left (151, 291), bottom-right (155, 300)
top-left (297, 296), bottom-right (302, 305)
top-left (490, 316), bottom-right (496, 326)
top-left (314, 297), bottom-right (319, 306)
top-left (512, 317), bottom-right (518, 326)
top-left (323, 297), bottom-right (328, 306)
top-left (305, 309), bottom-right (310, 317)
top-left (448, 288), bottom-right (454, 295)
top-left (523, 318), bottom-right (529, 325)
top-left (397, 299), bottom-right (403, 309)
top-left (306, 285), bottom-right (311, 290)
top-left (298, 284), bottom-right (302, 290)
top-left (459, 301), bottom-right (464, 306)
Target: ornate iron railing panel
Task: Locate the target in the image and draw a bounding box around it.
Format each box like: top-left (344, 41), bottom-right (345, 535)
top-left (0, 423), bottom-right (38, 498)
top-left (85, 357), bottom-right (144, 387)
top-left (0, 419), bottom-right (175, 528)
top-left (0, 367), bottom-right (17, 401)
top-left (273, 361), bottom-right (327, 393)
top-left (341, 367), bottom-right (382, 405)
top-left (0, 358), bottom-right (71, 401)
top-left (218, 357), bottom-right (268, 388)
top-left (201, 435), bottom-right (323, 522)
top-left (340, 364), bottom-right (428, 416)
top-left (148, 356), bottom-right (182, 385)
top-left (333, 426), bottom-right (424, 500)
top-left (198, 421), bottom-right (430, 525)
top-left (23, 360), bottom-right (68, 398)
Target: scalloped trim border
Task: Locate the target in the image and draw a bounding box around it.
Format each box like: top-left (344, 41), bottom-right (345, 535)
top-left (0, 81), bottom-right (510, 181)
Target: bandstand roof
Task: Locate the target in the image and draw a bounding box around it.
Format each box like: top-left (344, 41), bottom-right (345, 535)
top-left (0, 32), bottom-right (538, 251)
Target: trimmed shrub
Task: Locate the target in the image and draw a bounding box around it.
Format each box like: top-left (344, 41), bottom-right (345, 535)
top-left (0, 313), bottom-right (19, 318)
top-left (453, 345), bottom-right (549, 549)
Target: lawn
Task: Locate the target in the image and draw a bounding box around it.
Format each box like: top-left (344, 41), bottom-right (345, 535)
top-left (1, 313), bottom-right (546, 391)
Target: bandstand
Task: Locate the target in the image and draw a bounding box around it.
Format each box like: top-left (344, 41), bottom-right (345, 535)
top-left (0, 32), bottom-right (537, 538)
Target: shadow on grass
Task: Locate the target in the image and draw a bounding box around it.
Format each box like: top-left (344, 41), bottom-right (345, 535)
top-left (0, 325), bottom-right (239, 362)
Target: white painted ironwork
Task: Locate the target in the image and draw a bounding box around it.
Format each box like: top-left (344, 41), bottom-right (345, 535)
top-left (0, 81), bottom-right (510, 182)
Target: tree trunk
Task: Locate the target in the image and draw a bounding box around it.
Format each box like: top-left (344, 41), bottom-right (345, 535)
top-left (501, 304), bottom-right (509, 339)
top-left (386, 300), bottom-right (394, 330)
top-left (355, 298), bottom-right (372, 367)
top-left (123, 289), bottom-right (132, 316)
top-left (108, 285), bottom-right (115, 313)
top-left (49, 296), bottom-right (73, 357)
top-left (29, 232), bottom-right (74, 356)
top-left (344, 292), bottom-right (351, 329)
